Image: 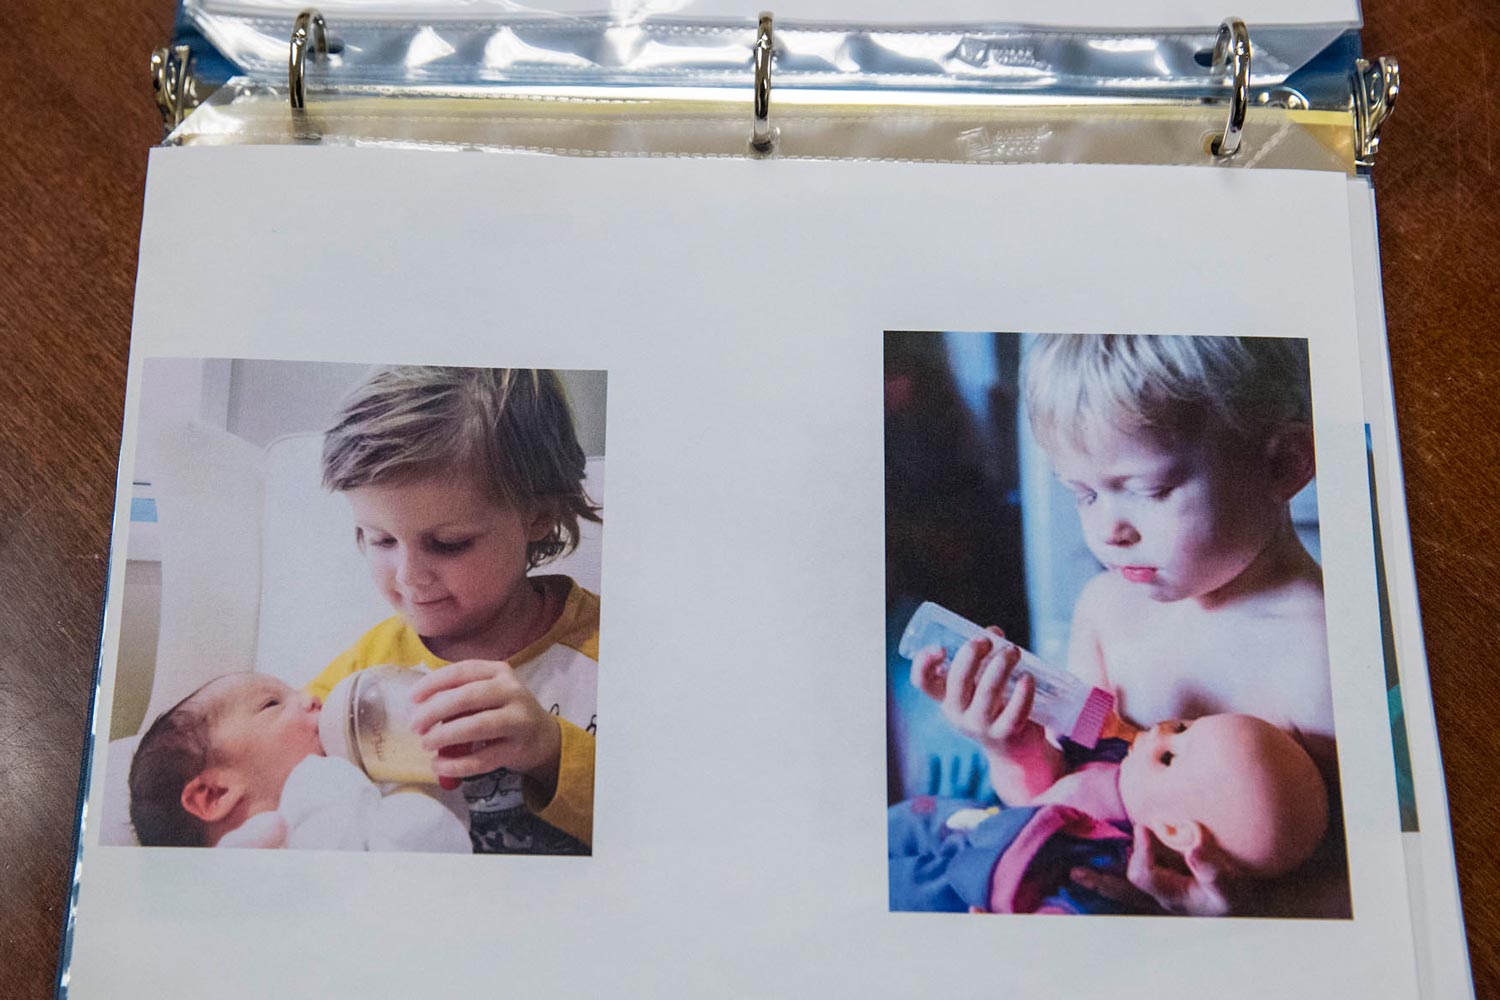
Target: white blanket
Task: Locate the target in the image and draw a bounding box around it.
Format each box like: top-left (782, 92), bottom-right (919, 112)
top-left (221, 756), bottom-right (471, 853)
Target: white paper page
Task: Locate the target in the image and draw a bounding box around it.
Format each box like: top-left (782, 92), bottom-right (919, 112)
top-left (1345, 178), bottom-right (1476, 1000)
top-left (66, 148), bottom-right (1416, 998)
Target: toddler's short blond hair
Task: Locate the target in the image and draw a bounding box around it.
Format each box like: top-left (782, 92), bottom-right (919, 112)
top-left (1023, 334), bottom-right (1310, 453)
top-left (322, 367), bottom-right (601, 567)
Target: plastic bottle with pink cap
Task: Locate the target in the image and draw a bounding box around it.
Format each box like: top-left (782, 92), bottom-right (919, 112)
top-left (899, 601), bottom-right (1115, 749)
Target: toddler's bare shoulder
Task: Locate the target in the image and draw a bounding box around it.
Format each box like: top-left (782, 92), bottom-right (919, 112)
top-left (1262, 572), bottom-right (1327, 624)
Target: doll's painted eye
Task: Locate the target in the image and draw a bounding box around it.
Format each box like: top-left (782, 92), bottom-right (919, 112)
top-left (1172, 721), bottom-right (1188, 734)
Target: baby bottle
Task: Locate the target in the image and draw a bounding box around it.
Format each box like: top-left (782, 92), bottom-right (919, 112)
top-left (318, 665), bottom-right (441, 785)
top-left (899, 602), bottom-right (1115, 748)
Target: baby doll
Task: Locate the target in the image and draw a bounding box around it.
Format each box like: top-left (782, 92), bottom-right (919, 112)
top-left (888, 712), bottom-right (1328, 916)
top-left (128, 673), bottom-right (469, 852)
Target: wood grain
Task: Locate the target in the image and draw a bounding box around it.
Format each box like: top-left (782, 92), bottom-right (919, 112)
top-left (0, 1), bottom-right (1495, 996)
top-left (1364, 4), bottom-right (1500, 994)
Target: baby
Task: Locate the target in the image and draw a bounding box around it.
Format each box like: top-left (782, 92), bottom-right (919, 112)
top-left (888, 709), bottom-right (1327, 916)
top-left (128, 673), bottom-right (468, 852)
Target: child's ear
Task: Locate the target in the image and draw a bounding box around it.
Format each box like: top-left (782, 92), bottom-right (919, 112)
top-left (1264, 424), bottom-right (1316, 502)
top-left (181, 769), bottom-right (247, 824)
top-left (525, 503), bottom-right (557, 543)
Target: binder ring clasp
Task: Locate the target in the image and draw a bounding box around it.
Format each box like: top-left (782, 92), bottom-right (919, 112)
top-left (1210, 17), bottom-right (1251, 158)
top-left (750, 12), bottom-right (777, 154)
top-left (290, 9), bottom-right (329, 112)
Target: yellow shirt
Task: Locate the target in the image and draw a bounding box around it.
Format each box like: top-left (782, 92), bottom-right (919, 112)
top-left (307, 578), bottom-right (600, 846)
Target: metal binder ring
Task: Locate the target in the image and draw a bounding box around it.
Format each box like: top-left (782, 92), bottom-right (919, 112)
top-left (289, 9), bottom-right (329, 111)
top-left (1209, 17), bottom-right (1251, 158)
top-left (750, 12), bottom-right (776, 153)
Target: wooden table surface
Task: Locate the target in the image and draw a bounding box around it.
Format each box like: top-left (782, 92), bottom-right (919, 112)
top-left (3, 1), bottom-right (1496, 996)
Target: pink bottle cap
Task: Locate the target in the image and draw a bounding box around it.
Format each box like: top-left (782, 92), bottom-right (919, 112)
top-left (1068, 687), bottom-right (1116, 749)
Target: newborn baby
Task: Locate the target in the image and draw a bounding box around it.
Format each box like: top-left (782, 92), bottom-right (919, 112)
top-left (889, 713), bottom-right (1329, 915)
top-left (128, 673), bottom-right (468, 852)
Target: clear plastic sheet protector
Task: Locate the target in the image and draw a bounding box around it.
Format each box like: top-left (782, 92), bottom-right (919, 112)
top-left (55, 145), bottom-right (1469, 998)
top-left (183, 0), bottom-right (1358, 92)
top-left (172, 82), bottom-right (1356, 171)
top-left (160, 1), bottom-right (1370, 169)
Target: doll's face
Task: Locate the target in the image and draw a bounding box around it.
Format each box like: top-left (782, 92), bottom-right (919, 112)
top-left (1118, 713), bottom-right (1326, 877)
top-left (1117, 717), bottom-right (1221, 829)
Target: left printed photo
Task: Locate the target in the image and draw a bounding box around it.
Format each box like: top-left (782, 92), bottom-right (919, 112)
top-left (101, 359), bottom-right (606, 855)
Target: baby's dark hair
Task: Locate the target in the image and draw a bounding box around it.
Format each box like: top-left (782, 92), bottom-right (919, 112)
top-left (127, 684), bottom-right (223, 847)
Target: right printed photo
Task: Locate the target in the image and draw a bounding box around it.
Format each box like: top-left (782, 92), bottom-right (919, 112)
top-left (884, 331), bottom-right (1349, 919)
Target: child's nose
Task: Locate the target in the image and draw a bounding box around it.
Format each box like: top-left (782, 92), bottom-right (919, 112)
top-left (395, 549), bottom-right (436, 585)
top-left (1105, 518), bottom-right (1141, 547)
top-left (1093, 497), bottom-right (1139, 547)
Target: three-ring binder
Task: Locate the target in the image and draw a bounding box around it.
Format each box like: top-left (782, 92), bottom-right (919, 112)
top-left (148, 6), bottom-right (1399, 173)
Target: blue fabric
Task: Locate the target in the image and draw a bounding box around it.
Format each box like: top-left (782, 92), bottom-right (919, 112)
top-left (889, 797), bottom-right (1032, 912)
top-left (888, 796), bottom-right (1135, 915)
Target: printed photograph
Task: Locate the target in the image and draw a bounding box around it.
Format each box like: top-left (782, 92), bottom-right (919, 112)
top-left (102, 359), bottom-right (605, 855)
top-left (884, 332), bottom-right (1350, 917)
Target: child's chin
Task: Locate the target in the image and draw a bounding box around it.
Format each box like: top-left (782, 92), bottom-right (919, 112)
top-left (1141, 583), bottom-right (1186, 603)
top-left (404, 603), bottom-right (456, 628)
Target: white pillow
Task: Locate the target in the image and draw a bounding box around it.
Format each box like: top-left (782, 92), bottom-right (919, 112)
top-left (99, 736), bottom-right (142, 846)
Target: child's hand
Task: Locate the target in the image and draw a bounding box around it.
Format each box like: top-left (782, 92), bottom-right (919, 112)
top-left (1124, 824), bottom-right (1236, 917)
top-left (910, 631), bottom-right (1046, 755)
top-left (409, 660), bottom-right (563, 793)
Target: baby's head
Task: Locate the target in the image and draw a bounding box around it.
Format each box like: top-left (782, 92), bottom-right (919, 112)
top-left (128, 674), bottom-right (323, 847)
top-left (1118, 714), bottom-right (1328, 879)
top-left (321, 367), bottom-right (601, 641)
top-left (1023, 335), bottom-right (1314, 602)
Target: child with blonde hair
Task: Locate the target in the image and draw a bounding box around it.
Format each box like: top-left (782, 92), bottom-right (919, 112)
top-left (923, 334), bottom-right (1338, 913)
top-left (307, 367), bottom-right (602, 854)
